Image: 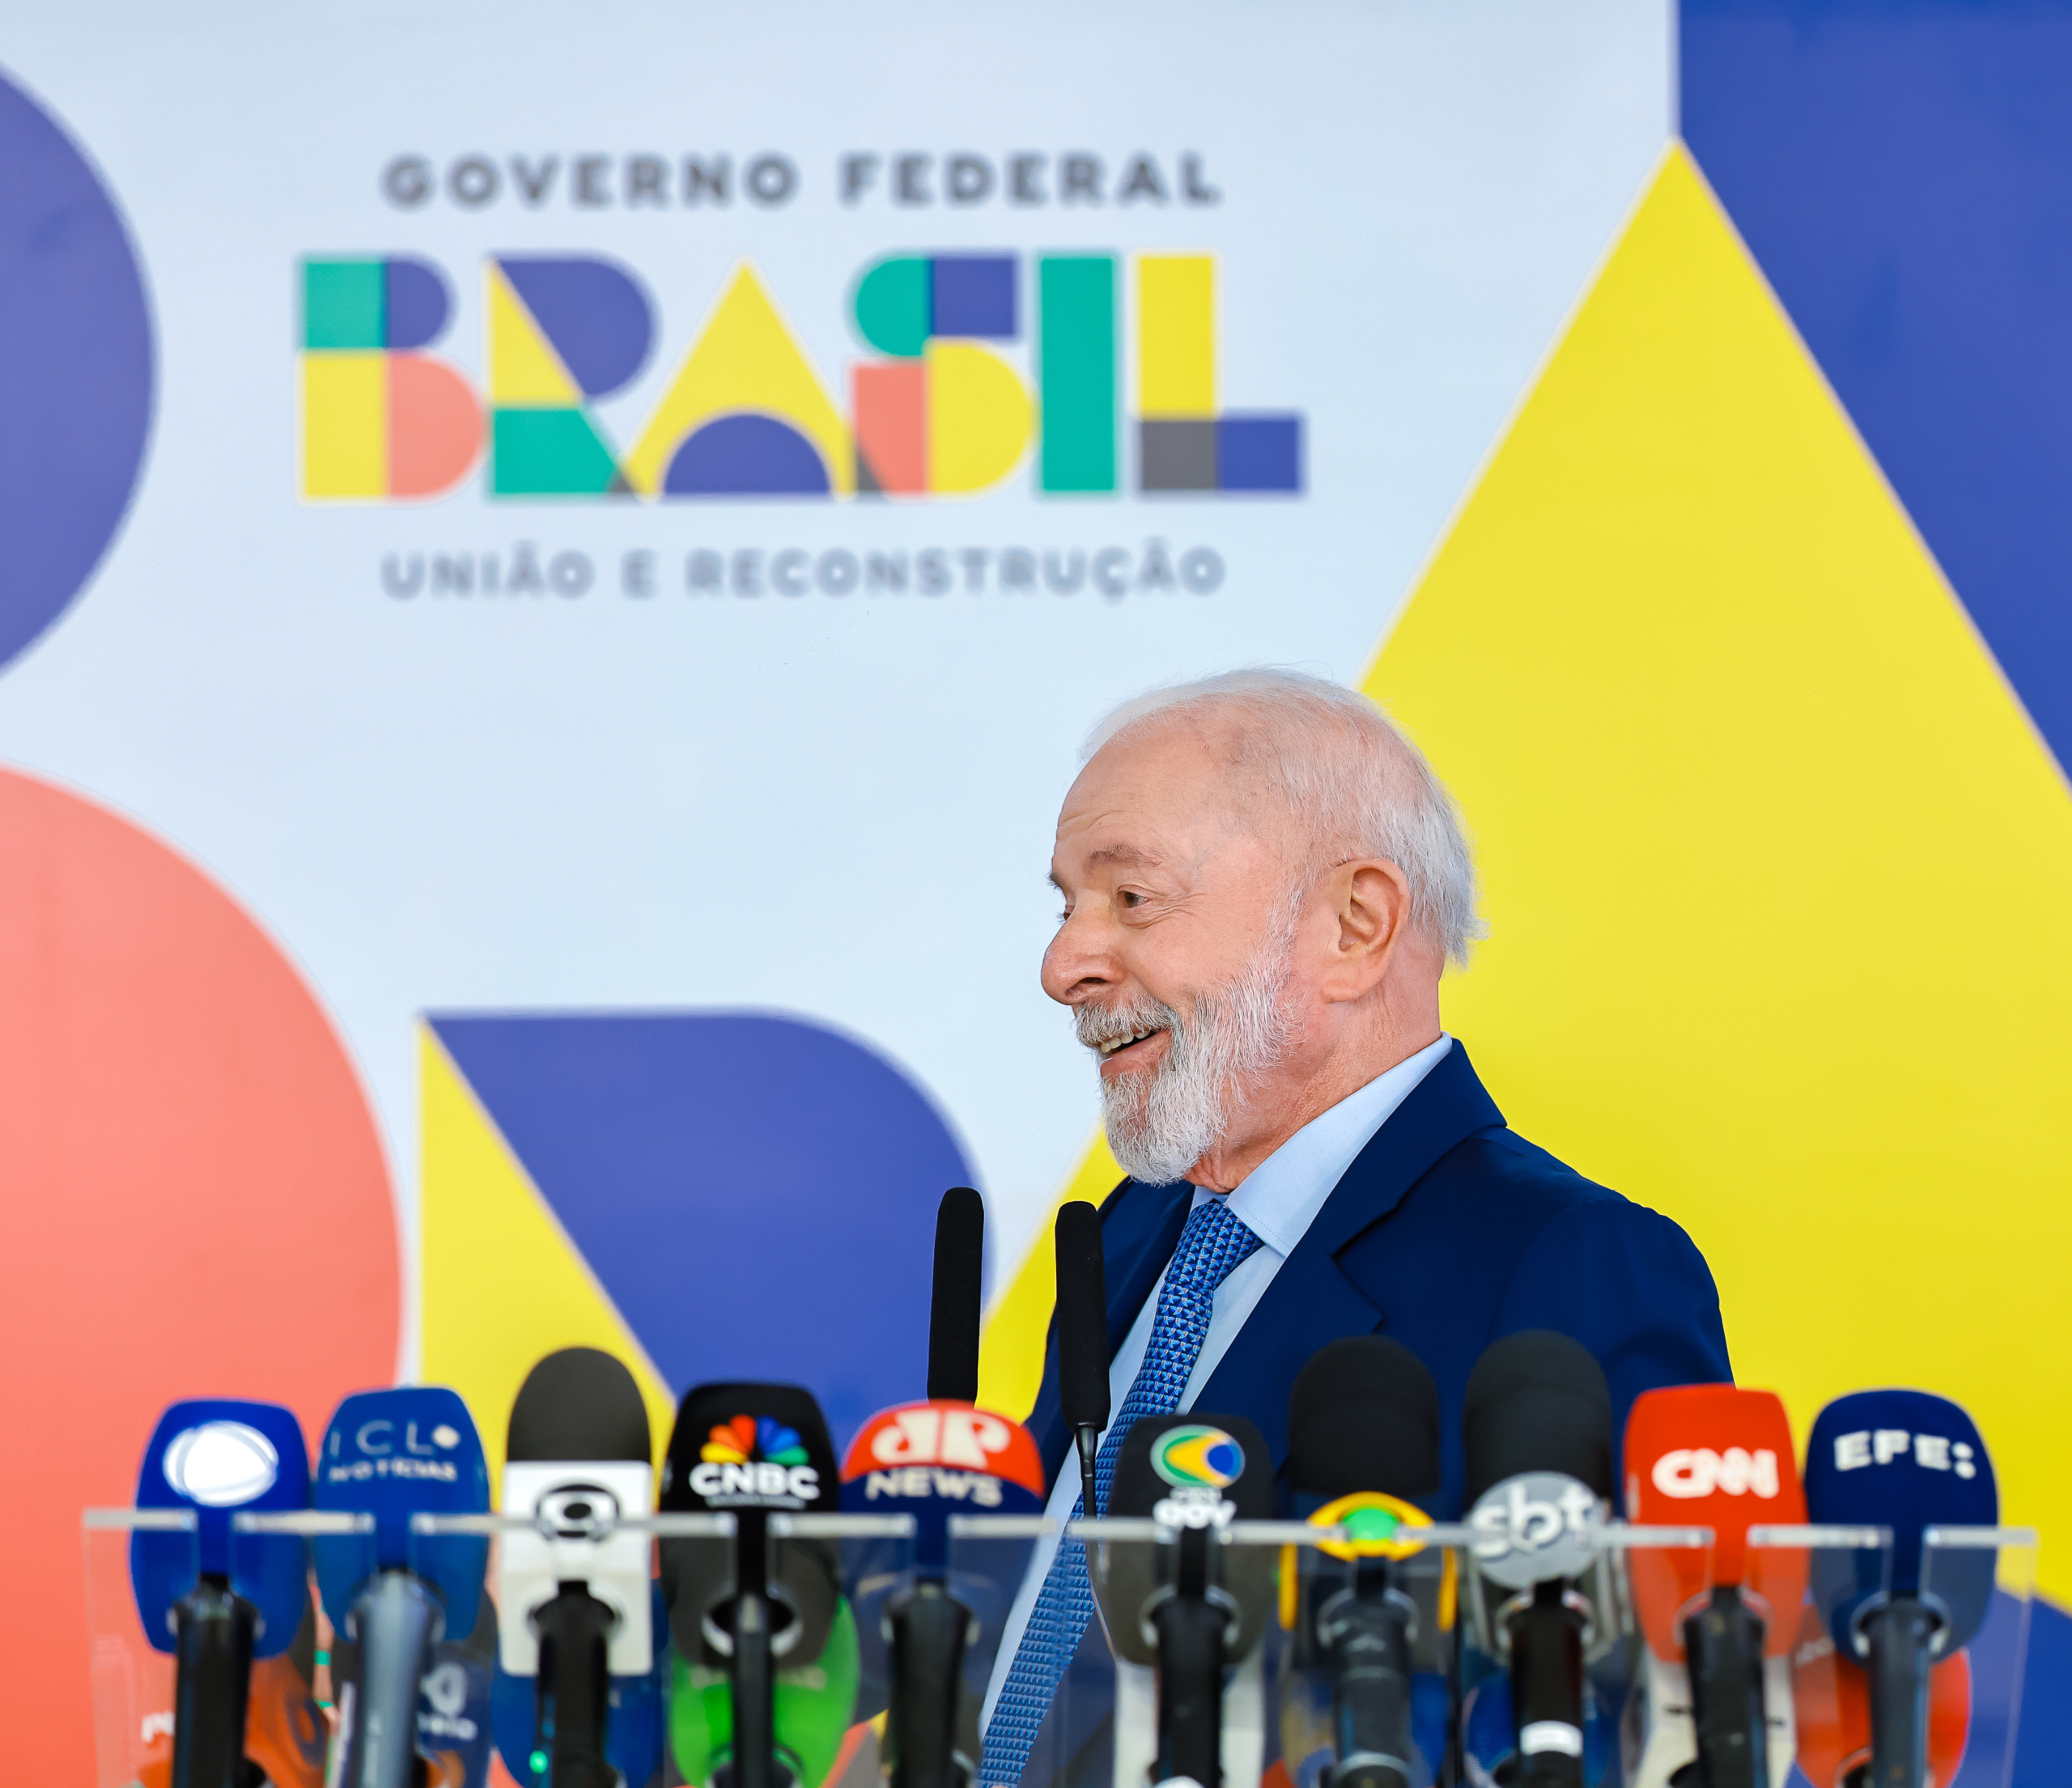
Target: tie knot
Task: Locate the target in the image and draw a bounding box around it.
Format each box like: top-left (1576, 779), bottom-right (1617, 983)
top-left (1170, 1194), bottom-right (1263, 1295)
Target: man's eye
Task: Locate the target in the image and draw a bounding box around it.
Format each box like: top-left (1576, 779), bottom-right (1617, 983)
top-left (1118, 890), bottom-right (1144, 908)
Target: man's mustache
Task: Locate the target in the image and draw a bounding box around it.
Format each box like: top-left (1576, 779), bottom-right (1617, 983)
top-left (1075, 994), bottom-right (1182, 1053)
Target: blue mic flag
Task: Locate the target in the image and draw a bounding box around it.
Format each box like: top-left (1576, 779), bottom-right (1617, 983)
top-left (314, 1387), bottom-right (490, 1633)
top-left (132, 1397), bottom-right (311, 1659)
top-left (1804, 1387), bottom-right (1998, 1651)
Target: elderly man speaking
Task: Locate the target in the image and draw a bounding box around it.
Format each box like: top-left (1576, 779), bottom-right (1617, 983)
top-left (980, 669), bottom-right (1728, 1786)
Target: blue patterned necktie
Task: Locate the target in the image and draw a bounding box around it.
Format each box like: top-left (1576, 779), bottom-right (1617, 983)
top-left (979, 1195), bottom-right (1263, 1787)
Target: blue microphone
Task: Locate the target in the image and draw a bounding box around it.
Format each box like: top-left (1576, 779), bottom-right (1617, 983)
top-left (1803, 1389), bottom-right (1998, 1788)
top-left (132, 1399), bottom-right (311, 1788)
top-left (316, 1387), bottom-right (490, 1788)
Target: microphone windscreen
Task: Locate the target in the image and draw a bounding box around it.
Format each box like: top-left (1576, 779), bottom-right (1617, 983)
top-left (313, 1386), bottom-right (490, 1636)
top-left (660, 1382), bottom-right (843, 1669)
top-left (1053, 1200), bottom-right (1110, 1434)
top-left (1463, 1330), bottom-right (1612, 1506)
top-left (928, 1187), bottom-right (986, 1404)
top-left (1099, 1413), bottom-right (1275, 1666)
top-left (1803, 1389), bottom-right (1998, 1650)
top-left (839, 1399), bottom-right (1045, 1565)
top-left (1287, 1335), bottom-right (1440, 1502)
top-left (507, 1346), bottom-right (652, 1464)
top-left (1624, 1383), bottom-right (1807, 1659)
top-left (131, 1398), bottom-right (312, 1660)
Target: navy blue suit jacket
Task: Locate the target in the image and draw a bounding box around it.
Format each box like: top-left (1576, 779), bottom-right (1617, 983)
top-left (1023, 1042), bottom-right (1730, 1517)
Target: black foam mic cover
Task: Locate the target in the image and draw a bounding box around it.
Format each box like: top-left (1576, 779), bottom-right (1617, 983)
top-left (1053, 1200), bottom-right (1110, 1435)
top-left (508, 1347), bottom-right (653, 1464)
top-left (927, 1187), bottom-right (985, 1404)
top-left (1288, 1335), bottom-right (1441, 1502)
top-left (1462, 1329), bottom-right (1612, 1506)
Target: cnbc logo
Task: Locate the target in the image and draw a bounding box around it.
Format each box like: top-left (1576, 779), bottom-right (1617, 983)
top-left (298, 251), bottom-right (1301, 503)
top-left (689, 1413), bottom-right (820, 1501)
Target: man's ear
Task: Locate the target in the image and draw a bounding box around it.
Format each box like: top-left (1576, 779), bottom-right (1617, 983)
top-left (1319, 859), bottom-right (1412, 1001)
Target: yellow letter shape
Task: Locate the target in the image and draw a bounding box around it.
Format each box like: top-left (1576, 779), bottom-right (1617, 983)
top-left (487, 263), bottom-right (582, 406)
top-left (622, 263), bottom-right (852, 496)
top-left (926, 342), bottom-right (1034, 495)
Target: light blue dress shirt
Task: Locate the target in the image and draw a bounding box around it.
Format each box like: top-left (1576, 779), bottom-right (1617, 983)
top-left (979, 1033), bottom-right (1453, 1726)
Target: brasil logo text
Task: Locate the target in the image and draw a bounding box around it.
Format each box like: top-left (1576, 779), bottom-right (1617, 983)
top-left (299, 253), bottom-right (1301, 503)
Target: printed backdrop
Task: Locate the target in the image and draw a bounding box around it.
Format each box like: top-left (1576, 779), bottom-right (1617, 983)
top-left (4, 2), bottom-right (2070, 1778)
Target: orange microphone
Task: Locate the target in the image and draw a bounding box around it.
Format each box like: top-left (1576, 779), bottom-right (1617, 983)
top-left (1623, 1385), bottom-right (1807, 1787)
top-left (1789, 1601), bottom-right (1971, 1788)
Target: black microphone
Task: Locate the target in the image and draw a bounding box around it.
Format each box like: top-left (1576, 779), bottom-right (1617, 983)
top-left (660, 1382), bottom-right (843, 1788)
top-left (1286, 1337), bottom-right (1442, 1788)
top-left (1462, 1331), bottom-right (1615, 1788)
top-left (928, 1187), bottom-right (986, 1404)
top-left (1098, 1414), bottom-right (1275, 1788)
top-left (1052, 1200), bottom-right (1109, 1518)
top-left (499, 1348), bottom-right (656, 1788)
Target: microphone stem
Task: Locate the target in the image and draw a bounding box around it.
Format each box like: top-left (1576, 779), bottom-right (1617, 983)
top-left (1862, 1598), bottom-right (1940, 1788)
top-left (1153, 1526), bottom-right (1226, 1788)
top-left (170, 1575), bottom-right (257, 1788)
top-left (1074, 1425), bottom-right (1100, 1520)
top-left (537, 1584), bottom-right (618, 1788)
top-left (1509, 1579), bottom-right (1586, 1788)
top-left (733, 1510), bottom-right (777, 1788)
top-left (1682, 1584), bottom-right (1768, 1788)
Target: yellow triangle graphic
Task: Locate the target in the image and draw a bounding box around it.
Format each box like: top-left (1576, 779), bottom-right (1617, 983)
top-left (1362, 145), bottom-right (2072, 1591)
top-left (622, 261), bottom-right (854, 496)
top-left (419, 1024), bottom-right (677, 1483)
top-left (487, 263), bottom-right (582, 406)
top-left (974, 1125), bottom-right (1124, 1422)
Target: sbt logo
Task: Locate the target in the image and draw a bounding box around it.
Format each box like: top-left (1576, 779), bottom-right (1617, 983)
top-left (1650, 1446), bottom-right (1781, 1500)
top-left (299, 251), bottom-right (1301, 503)
top-left (1468, 1471), bottom-right (1603, 1587)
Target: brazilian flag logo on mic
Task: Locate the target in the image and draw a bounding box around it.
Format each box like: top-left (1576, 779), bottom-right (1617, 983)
top-left (1150, 1423), bottom-right (1246, 1489)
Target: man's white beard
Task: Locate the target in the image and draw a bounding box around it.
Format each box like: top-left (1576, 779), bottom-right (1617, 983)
top-left (1079, 909), bottom-right (1302, 1186)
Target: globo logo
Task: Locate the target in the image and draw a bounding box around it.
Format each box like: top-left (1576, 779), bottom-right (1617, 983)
top-left (1650, 1446), bottom-right (1781, 1500)
top-left (867, 1407), bottom-right (1013, 1469)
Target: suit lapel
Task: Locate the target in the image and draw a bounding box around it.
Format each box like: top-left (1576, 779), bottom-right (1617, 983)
top-left (1193, 1044), bottom-right (1505, 1466)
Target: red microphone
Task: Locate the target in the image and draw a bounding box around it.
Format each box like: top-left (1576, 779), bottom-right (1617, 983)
top-left (1790, 1599), bottom-right (1971, 1788)
top-left (1624, 1385), bottom-right (1807, 1787)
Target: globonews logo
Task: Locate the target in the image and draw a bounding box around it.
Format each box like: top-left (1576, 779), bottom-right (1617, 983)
top-left (690, 1413), bottom-right (821, 1506)
top-left (298, 252), bottom-right (1301, 503)
top-left (1150, 1424), bottom-right (1246, 1490)
top-left (1467, 1472), bottom-right (1602, 1591)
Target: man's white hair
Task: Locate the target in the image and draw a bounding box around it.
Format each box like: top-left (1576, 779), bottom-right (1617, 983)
top-left (1084, 667), bottom-right (1485, 965)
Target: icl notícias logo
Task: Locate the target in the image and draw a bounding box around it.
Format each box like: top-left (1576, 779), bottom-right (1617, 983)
top-left (298, 251), bottom-right (1302, 503)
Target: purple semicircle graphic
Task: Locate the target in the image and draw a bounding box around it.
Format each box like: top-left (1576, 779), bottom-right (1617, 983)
top-left (427, 1011), bottom-right (975, 1446)
top-left (385, 257), bottom-right (451, 351)
top-left (664, 413), bottom-right (832, 496)
top-left (0, 66), bottom-right (153, 674)
top-left (498, 256), bottom-right (653, 399)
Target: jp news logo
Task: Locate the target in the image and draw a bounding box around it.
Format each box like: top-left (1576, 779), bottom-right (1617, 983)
top-left (298, 252), bottom-right (1302, 503)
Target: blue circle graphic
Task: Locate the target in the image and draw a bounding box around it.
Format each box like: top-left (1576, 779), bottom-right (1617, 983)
top-left (0, 67), bottom-right (152, 673)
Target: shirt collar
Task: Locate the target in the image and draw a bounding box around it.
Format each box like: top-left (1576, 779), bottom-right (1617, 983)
top-left (1192, 1034), bottom-right (1454, 1259)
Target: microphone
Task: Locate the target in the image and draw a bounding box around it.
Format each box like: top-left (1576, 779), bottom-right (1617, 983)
top-left (928, 1187), bottom-right (986, 1404)
top-left (1097, 1413), bottom-right (1276, 1788)
top-left (1282, 1337), bottom-right (1446, 1788)
top-left (1622, 1384), bottom-right (1807, 1788)
top-left (1802, 1390), bottom-right (1997, 1788)
top-left (316, 1386), bottom-right (491, 1788)
top-left (1789, 1610), bottom-right (1971, 1788)
top-left (1052, 1200), bottom-right (1109, 1522)
top-left (660, 1382), bottom-right (854, 1788)
top-left (497, 1347), bottom-right (658, 1788)
top-left (840, 1399), bottom-right (1046, 1788)
top-left (1461, 1331), bottom-right (1614, 1788)
top-left (131, 1399), bottom-right (312, 1788)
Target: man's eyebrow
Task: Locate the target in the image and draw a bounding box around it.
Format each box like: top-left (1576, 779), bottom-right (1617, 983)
top-left (1085, 844), bottom-right (1161, 871)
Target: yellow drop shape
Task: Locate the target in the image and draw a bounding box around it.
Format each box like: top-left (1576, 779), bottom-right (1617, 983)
top-left (1364, 147), bottom-right (2072, 1591)
top-left (420, 1025), bottom-right (677, 1482)
top-left (301, 353), bottom-right (385, 498)
top-left (622, 263), bottom-right (852, 496)
top-left (976, 1125), bottom-right (1123, 1421)
top-left (487, 263), bottom-right (581, 406)
top-left (926, 342), bottom-right (1034, 495)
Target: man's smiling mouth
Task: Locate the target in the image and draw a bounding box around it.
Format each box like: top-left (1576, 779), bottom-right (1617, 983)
top-left (1098, 1026), bottom-right (1167, 1059)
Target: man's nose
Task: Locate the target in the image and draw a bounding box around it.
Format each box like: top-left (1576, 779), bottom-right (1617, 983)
top-left (1041, 905), bottom-right (1118, 1006)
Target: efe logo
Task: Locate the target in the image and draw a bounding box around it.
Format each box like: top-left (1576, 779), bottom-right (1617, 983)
top-left (1832, 1429), bottom-right (1976, 1478)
